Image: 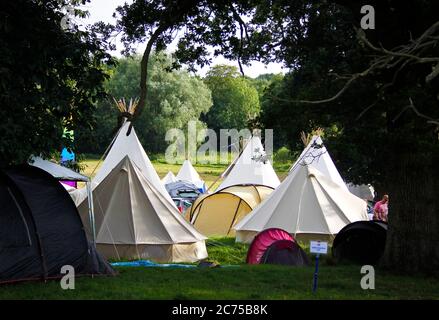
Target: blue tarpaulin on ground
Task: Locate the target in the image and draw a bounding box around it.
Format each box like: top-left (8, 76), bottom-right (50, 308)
top-left (110, 260), bottom-right (196, 268)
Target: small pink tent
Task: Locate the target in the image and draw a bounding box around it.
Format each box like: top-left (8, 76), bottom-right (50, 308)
top-left (246, 228), bottom-right (309, 266)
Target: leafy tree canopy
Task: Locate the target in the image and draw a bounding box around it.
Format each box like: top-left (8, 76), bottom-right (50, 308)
top-left (76, 52), bottom-right (212, 154)
top-left (0, 0), bottom-right (114, 167)
top-left (203, 65), bottom-right (260, 133)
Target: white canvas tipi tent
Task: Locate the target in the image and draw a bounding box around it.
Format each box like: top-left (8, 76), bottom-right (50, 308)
top-left (95, 121), bottom-right (173, 203)
top-left (294, 136), bottom-right (375, 200)
top-left (234, 136), bottom-right (368, 243)
top-left (176, 160), bottom-right (205, 191)
top-left (217, 136), bottom-right (280, 191)
top-left (72, 121), bottom-right (176, 208)
top-left (78, 156), bottom-right (208, 262)
top-left (162, 171), bottom-right (177, 185)
top-left (289, 136), bottom-right (348, 190)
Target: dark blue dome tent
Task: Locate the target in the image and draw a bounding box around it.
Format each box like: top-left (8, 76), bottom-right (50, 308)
top-left (0, 164), bottom-right (115, 284)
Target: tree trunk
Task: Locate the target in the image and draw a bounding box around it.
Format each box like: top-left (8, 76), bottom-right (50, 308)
top-left (381, 146), bottom-right (439, 274)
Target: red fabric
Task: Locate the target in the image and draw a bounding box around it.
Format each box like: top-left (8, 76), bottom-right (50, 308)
top-left (246, 228), bottom-right (295, 264)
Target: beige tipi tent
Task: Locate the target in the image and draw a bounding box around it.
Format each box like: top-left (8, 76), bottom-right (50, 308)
top-left (94, 121), bottom-right (174, 204)
top-left (72, 121), bottom-right (176, 208)
top-left (289, 135), bottom-right (348, 190)
top-left (294, 136), bottom-right (376, 200)
top-left (217, 135), bottom-right (280, 191)
top-left (234, 165), bottom-right (368, 243)
top-left (78, 156), bottom-right (208, 262)
top-left (235, 136), bottom-right (369, 243)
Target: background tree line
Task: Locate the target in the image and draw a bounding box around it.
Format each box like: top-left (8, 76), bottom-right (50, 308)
top-left (75, 53), bottom-right (277, 155)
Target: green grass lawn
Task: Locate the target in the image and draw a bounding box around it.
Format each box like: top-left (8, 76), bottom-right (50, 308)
top-left (1, 238), bottom-right (438, 299)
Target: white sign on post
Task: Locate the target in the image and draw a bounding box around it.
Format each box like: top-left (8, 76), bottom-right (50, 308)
top-left (310, 241), bottom-right (328, 254)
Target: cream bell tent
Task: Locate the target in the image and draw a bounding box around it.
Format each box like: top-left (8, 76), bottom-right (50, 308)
top-left (234, 165), bottom-right (369, 243)
top-left (294, 136), bottom-right (375, 200)
top-left (176, 160), bottom-right (205, 192)
top-left (290, 135), bottom-right (348, 190)
top-left (217, 136), bottom-right (280, 191)
top-left (235, 136), bottom-right (368, 243)
top-left (72, 120), bottom-right (176, 209)
top-left (77, 156), bottom-right (208, 262)
top-left (187, 185), bottom-right (274, 236)
top-left (93, 121), bottom-right (175, 205)
top-left (162, 171), bottom-right (177, 185)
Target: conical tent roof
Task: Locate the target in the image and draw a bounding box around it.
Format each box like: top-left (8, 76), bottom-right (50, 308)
top-left (217, 136), bottom-right (280, 191)
top-left (80, 156), bottom-right (206, 244)
top-left (96, 122), bottom-right (172, 201)
top-left (235, 165), bottom-right (368, 243)
top-left (162, 171), bottom-right (177, 185)
top-left (290, 136), bottom-right (348, 190)
top-left (73, 121), bottom-right (175, 208)
top-left (78, 156), bottom-right (207, 262)
top-left (176, 160), bottom-right (205, 189)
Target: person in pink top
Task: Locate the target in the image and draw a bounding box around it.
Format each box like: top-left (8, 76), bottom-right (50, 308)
top-left (373, 194), bottom-right (389, 222)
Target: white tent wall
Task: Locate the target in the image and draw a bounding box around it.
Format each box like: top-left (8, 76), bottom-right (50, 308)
top-left (217, 136), bottom-right (280, 191)
top-left (30, 156), bottom-right (88, 181)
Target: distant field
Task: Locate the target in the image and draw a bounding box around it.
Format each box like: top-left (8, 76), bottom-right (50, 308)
top-left (79, 155), bottom-right (291, 191)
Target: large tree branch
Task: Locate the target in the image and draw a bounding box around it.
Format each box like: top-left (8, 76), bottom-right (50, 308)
top-left (357, 26), bottom-right (439, 64)
top-left (133, 23), bottom-right (169, 122)
top-left (268, 58), bottom-right (385, 105)
top-left (393, 98), bottom-right (439, 126)
top-left (230, 3), bottom-right (249, 76)
top-left (269, 21), bottom-right (439, 110)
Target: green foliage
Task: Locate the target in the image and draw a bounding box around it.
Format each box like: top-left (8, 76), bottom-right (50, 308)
top-left (255, 1), bottom-right (439, 191)
top-left (248, 73), bottom-right (283, 99)
top-left (203, 65), bottom-right (260, 133)
top-left (0, 0), bottom-right (114, 167)
top-left (76, 52), bottom-right (212, 154)
top-left (273, 146), bottom-right (292, 164)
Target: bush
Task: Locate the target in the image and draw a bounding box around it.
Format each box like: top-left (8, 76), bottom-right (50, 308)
top-left (274, 146), bottom-right (292, 164)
